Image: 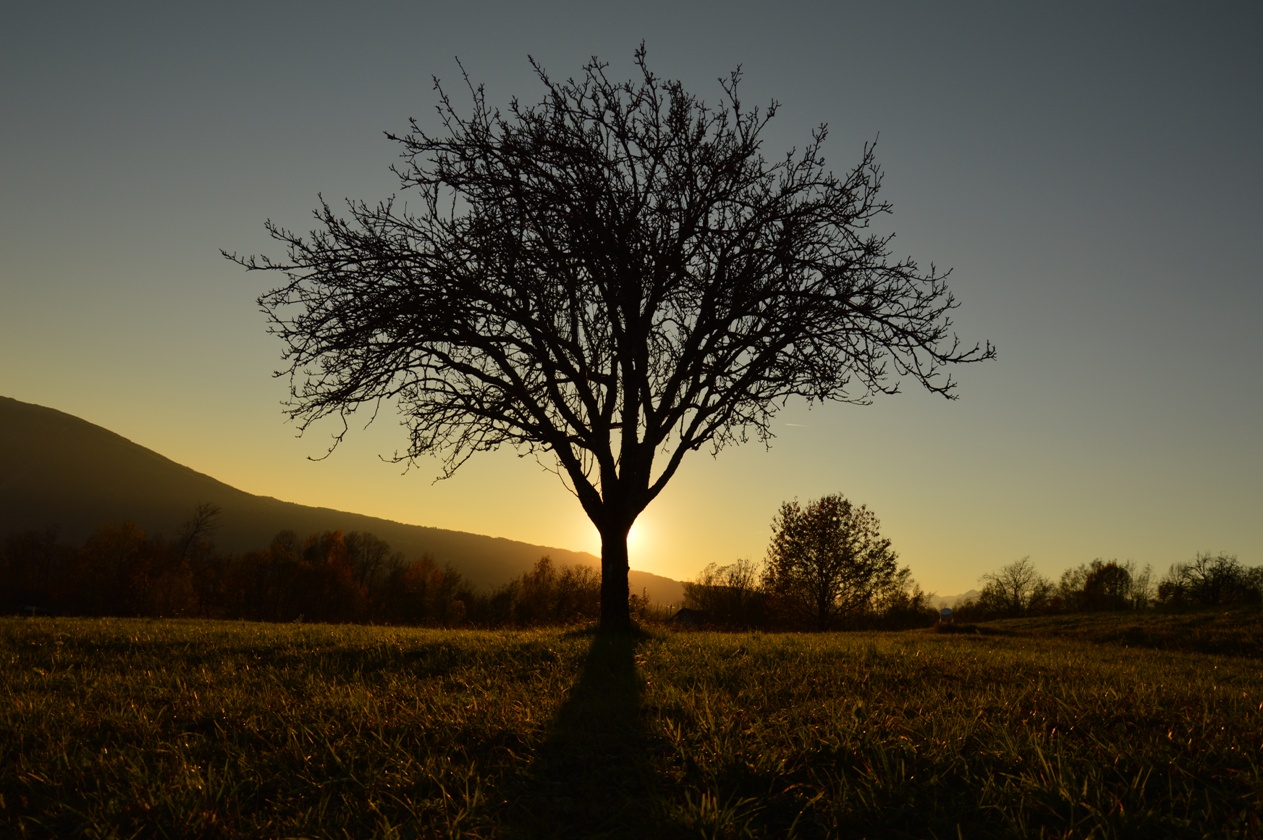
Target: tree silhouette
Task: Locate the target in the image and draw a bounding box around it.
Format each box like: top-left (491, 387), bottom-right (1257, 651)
top-left (1080, 559), bottom-right (1132, 612)
top-left (979, 557), bottom-right (1051, 617)
top-left (1159, 552), bottom-right (1262, 607)
top-left (762, 493), bottom-right (898, 630)
top-left (227, 47), bottom-right (994, 631)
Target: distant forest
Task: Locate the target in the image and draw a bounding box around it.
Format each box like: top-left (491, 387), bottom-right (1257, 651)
top-left (949, 553), bottom-right (1263, 620)
top-left (0, 505), bottom-right (625, 627)
top-left (685, 553), bottom-right (1263, 631)
top-left (5, 504), bottom-right (1258, 631)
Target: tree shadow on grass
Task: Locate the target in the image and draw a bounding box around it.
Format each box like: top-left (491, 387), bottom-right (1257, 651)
top-left (501, 630), bottom-right (662, 839)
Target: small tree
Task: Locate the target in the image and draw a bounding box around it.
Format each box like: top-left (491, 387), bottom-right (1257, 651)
top-left (870, 566), bottom-right (937, 629)
top-left (978, 557), bottom-right (1051, 617)
top-left (683, 557), bottom-right (763, 628)
top-left (511, 556), bottom-right (601, 626)
top-left (227, 47), bottom-right (993, 631)
top-left (1127, 562), bottom-right (1155, 610)
top-left (1080, 559), bottom-right (1132, 612)
top-left (1054, 563), bottom-right (1089, 612)
top-left (1056, 558), bottom-right (1134, 612)
top-left (344, 531), bottom-right (397, 590)
top-left (762, 493), bottom-right (898, 630)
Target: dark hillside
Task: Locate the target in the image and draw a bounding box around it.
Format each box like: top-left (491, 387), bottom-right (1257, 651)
top-left (0, 396), bottom-right (684, 604)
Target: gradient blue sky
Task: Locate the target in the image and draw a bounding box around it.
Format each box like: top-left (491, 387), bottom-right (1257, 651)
top-left (3, 2), bottom-right (1260, 596)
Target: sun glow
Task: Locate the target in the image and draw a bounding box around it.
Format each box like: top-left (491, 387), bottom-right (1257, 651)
top-left (568, 510), bottom-right (662, 573)
top-left (626, 518), bottom-right (648, 557)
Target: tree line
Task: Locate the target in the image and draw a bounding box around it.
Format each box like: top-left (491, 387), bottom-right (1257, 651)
top-left (686, 550), bottom-right (1261, 633)
top-left (9, 498), bottom-right (1249, 632)
top-left (0, 504), bottom-right (658, 627)
top-left (944, 553), bottom-right (1263, 623)
top-left (682, 493), bottom-right (1261, 631)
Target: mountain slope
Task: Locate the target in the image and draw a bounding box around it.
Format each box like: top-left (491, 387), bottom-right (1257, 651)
top-left (0, 396), bottom-right (684, 604)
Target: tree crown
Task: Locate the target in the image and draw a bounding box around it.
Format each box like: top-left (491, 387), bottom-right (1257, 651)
top-left (227, 47), bottom-right (994, 527)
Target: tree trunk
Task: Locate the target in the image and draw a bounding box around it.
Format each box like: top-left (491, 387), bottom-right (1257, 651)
top-left (598, 522), bottom-right (633, 633)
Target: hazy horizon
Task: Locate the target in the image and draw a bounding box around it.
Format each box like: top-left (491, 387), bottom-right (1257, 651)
top-left (4, 3), bottom-right (1260, 596)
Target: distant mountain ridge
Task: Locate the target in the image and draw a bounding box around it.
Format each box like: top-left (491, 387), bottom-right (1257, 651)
top-left (934, 590), bottom-right (981, 609)
top-left (0, 396), bottom-right (684, 605)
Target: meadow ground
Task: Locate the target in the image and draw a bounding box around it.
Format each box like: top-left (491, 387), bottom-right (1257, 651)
top-left (1, 612), bottom-right (1260, 838)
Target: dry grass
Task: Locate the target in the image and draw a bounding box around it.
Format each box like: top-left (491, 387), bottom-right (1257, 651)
top-left (2, 613), bottom-right (1260, 838)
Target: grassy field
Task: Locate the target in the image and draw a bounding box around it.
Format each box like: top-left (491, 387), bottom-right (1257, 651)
top-left (2, 614), bottom-right (1261, 838)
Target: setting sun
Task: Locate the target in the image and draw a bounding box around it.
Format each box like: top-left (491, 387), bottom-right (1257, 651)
top-left (626, 519), bottom-right (649, 557)
top-left (572, 515), bottom-right (651, 567)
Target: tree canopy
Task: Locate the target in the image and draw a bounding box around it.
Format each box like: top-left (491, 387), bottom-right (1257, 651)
top-left (227, 47), bottom-right (994, 630)
top-left (762, 493), bottom-right (899, 630)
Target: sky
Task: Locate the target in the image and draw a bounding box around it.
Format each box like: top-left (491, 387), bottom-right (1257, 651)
top-left (3, 2), bottom-right (1260, 597)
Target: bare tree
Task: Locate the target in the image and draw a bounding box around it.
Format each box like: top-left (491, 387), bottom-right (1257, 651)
top-left (1158, 552), bottom-right (1261, 607)
top-left (1127, 561), bottom-right (1154, 609)
top-left (979, 557), bottom-right (1051, 617)
top-left (344, 530), bottom-right (397, 589)
top-left (225, 47), bottom-right (994, 631)
top-left (176, 502), bottom-right (221, 563)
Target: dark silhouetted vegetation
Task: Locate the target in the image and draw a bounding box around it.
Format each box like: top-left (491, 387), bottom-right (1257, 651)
top-left (1157, 551), bottom-right (1263, 607)
top-left (0, 395), bottom-right (638, 602)
top-left (666, 500), bottom-right (1253, 634)
top-left (1054, 558), bottom-right (1153, 612)
top-left (681, 558), bottom-right (766, 629)
top-left (0, 509), bottom-right (642, 629)
top-left (762, 494), bottom-right (901, 630)
top-left (227, 47), bottom-right (993, 631)
top-left (973, 557), bottom-right (1054, 618)
top-left (682, 494), bottom-right (938, 631)
top-left (952, 553), bottom-right (1260, 624)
